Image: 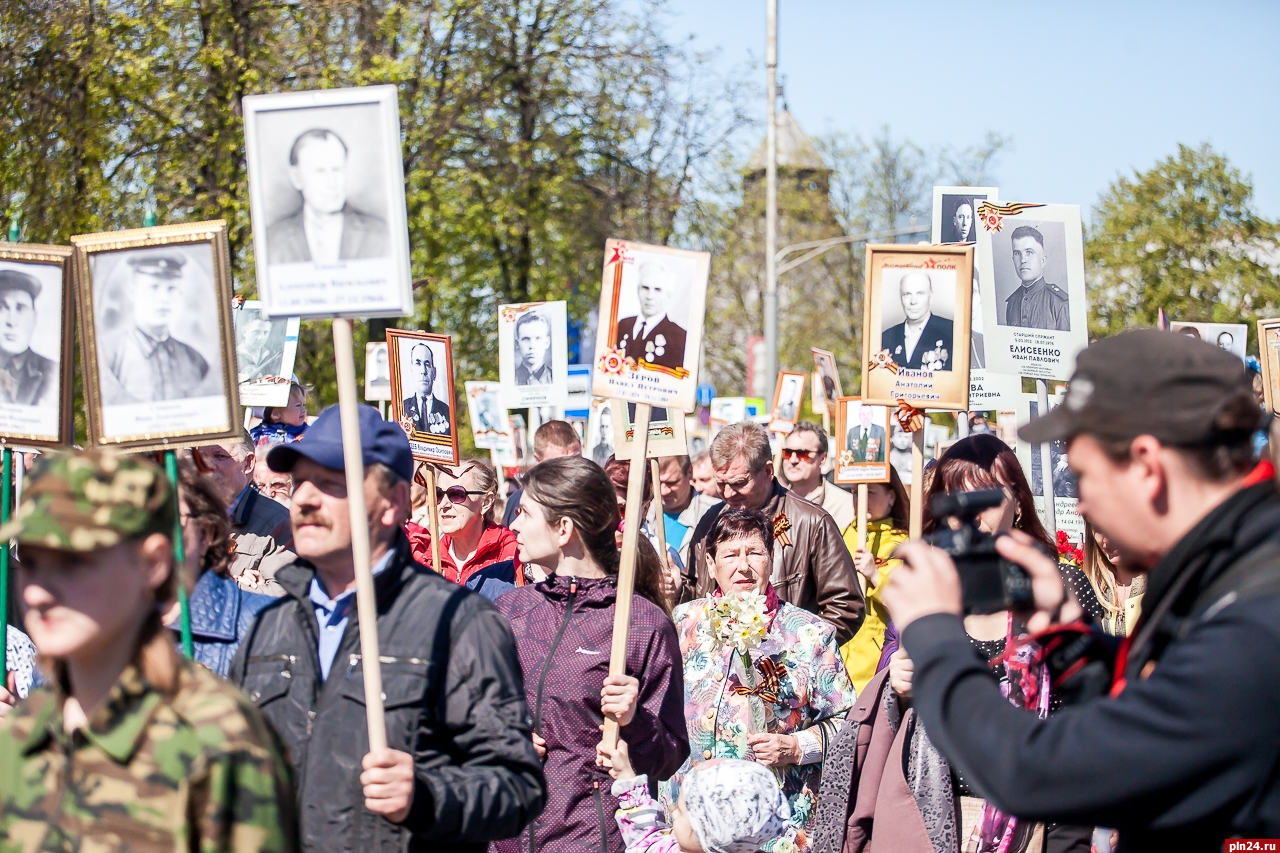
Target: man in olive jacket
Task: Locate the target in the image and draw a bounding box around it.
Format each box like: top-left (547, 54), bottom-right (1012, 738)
top-left (230, 405), bottom-right (545, 852)
top-left (686, 421), bottom-right (865, 644)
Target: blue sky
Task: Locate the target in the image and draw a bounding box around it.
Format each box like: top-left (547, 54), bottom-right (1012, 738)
top-left (656, 0), bottom-right (1280, 222)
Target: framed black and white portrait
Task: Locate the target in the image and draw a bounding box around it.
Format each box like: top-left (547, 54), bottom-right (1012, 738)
top-left (931, 186), bottom-right (999, 245)
top-left (610, 401), bottom-right (689, 461)
top-left (0, 245), bottom-right (75, 449)
top-left (498, 301), bottom-right (568, 408)
top-left (388, 329), bottom-right (458, 464)
top-left (593, 239), bottom-right (710, 411)
top-left (585, 397), bottom-right (616, 467)
top-left (1169, 321), bottom-right (1248, 362)
top-left (233, 299), bottom-right (299, 408)
top-left (976, 202), bottom-right (1088, 382)
top-left (72, 221), bottom-right (241, 451)
top-left (767, 371), bottom-right (806, 433)
top-left (810, 348), bottom-right (842, 416)
top-left (364, 341), bottom-right (392, 402)
top-left (465, 380), bottom-right (512, 450)
top-left (862, 243), bottom-right (973, 410)
top-left (243, 85), bottom-right (412, 319)
top-left (833, 397), bottom-right (891, 485)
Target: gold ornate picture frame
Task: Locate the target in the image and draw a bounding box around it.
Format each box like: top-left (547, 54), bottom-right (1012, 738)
top-left (71, 221), bottom-right (242, 452)
top-left (0, 243), bottom-right (76, 450)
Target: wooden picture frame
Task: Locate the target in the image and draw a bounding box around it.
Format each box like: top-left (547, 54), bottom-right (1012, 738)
top-left (834, 396), bottom-right (892, 484)
top-left (861, 243), bottom-right (973, 410)
top-left (0, 243), bottom-right (76, 450)
top-left (71, 221), bottom-right (242, 452)
top-left (1258, 318), bottom-right (1280, 413)
top-left (810, 348), bottom-right (842, 416)
top-left (767, 371), bottom-right (807, 433)
top-left (388, 328), bottom-right (459, 464)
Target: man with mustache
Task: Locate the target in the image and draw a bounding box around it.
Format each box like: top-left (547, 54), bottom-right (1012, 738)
top-left (230, 405), bottom-right (545, 852)
top-left (1004, 225), bottom-right (1071, 331)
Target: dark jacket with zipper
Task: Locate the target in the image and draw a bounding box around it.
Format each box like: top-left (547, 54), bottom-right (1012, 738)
top-left (228, 531), bottom-right (546, 853)
top-left (902, 480), bottom-right (1280, 852)
top-left (493, 574), bottom-right (689, 853)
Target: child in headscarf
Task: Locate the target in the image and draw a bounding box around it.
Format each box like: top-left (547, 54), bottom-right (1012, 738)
top-left (598, 738), bottom-right (795, 853)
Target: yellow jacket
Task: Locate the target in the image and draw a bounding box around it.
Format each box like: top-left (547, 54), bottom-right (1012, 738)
top-left (839, 518), bottom-right (909, 692)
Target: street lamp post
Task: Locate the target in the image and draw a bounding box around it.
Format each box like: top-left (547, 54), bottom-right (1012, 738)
top-left (763, 0), bottom-right (779, 390)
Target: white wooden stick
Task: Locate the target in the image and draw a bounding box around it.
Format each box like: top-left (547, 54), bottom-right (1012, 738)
top-left (601, 402), bottom-right (651, 750)
top-left (332, 319), bottom-right (387, 752)
top-left (910, 427), bottom-right (925, 539)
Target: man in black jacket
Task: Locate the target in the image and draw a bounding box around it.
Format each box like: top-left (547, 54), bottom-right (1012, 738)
top-left (230, 404), bottom-right (545, 852)
top-left (883, 329), bottom-right (1280, 852)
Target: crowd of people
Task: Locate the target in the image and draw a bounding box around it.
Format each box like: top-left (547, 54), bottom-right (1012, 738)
top-left (1, 328), bottom-right (1279, 853)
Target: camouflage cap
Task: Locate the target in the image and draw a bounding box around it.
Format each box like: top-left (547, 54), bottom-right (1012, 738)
top-left (0, 449), bottom-right (174, 552)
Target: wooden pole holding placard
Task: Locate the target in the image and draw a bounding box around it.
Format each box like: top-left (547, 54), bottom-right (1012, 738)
top-left (1036, 379), bottom-right (1057, 537)
top-left (332, 318), bottom-right (387, 752)
top-left (601, 401), bottom-right (651, 751)
top-left (909, 427), bottom-right (925, 539)
top-left (423, 464), bottom-right (442, 574)
top-left (855, 482), bottom-right (869, 594)
top-left (649, 457), bottom-right (666, 558)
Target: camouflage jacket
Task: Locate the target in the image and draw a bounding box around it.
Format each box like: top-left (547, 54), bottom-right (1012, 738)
top-left (0, 658), bottom-right (298, 852)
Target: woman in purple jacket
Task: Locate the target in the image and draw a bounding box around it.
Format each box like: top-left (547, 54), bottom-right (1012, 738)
top-left (496, 456), bottom-right (689, 853)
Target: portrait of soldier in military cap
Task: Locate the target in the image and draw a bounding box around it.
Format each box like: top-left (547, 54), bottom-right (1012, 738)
top-left (0, 268), bottom-right (56, 406)
top-left (1001, 224), bottom-right (1071, 332)
top-left (98, 248), bottom-right (218, 405)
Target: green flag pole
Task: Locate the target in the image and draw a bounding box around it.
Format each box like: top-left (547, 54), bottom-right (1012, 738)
top-left (6, 215), bottom-right (17, 242)
top-left (1, 448), bottom-right (11, 679)
top-left (141, 205), bottom-right (191, 657)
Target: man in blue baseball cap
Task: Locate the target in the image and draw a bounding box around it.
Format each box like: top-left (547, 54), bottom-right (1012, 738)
top-left (230, 404), bottom-right (545, 853)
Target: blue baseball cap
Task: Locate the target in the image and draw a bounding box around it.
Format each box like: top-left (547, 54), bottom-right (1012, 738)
top-left (267, 404), bottom-right (414, 483)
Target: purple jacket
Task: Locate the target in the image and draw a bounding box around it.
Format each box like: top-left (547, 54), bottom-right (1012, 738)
top-left (495, 574), bottom-right (689, 853)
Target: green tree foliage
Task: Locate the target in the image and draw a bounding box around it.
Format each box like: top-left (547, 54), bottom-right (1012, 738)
top-left (1087, 143), bottom-right (1280, 349)
top-left (0, 0), bottom-right (746, 445)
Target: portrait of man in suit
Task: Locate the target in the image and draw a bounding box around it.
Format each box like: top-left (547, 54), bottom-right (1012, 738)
top-left (846, 404), bottom-right (886, 463)
top-left (514, 309), bottom-right (553, 385)
top-left (401, 342), bottom-right (451, 436)
top-left (948, 198), bottom-right (977, 243)
top-left (615, 256), bottom-right (687, 370)
top-left (0, 269), bottom-right (55, 407)
top-left (266, 128), bottom-right (390, 264)
top-left (776, 376), bottom-right (801, 422)
top-left (102, 251), bottom-right (212, 404)
top-left (1003, 225), bottom-right (1070, 331)
top-left (881, 270), bottom-right (954, 371)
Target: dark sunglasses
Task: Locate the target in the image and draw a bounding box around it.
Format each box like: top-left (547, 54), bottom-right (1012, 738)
top-left (781, 448), bottom-right (817, 461)
top-left (437, 486), bottom-right (485, 504)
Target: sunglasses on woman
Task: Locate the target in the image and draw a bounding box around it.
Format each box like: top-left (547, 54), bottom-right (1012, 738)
top-left (436, 486), bottom-right (485, 504)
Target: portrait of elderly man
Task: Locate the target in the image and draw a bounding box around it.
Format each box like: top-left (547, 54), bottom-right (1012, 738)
top-left (0, 269), bottom-right (55, 406)
top-left (685, 421), bottom-right (864, 644)
top-left (881, 270), bottom-right (954, 371)
top-left (514, 310), bottom-right (553, 386)
top-left (615, 256), bottom-right (687, 370)
top-left (235, 312), bottom-right (282, 381)
top-left (845, 404), bottom-right (886, 463)
top-left (102, 251), bottom-right (212, 404)
top-left (266, 128), bottom-right (390, 264)
top-left (401, 342), bottom-right (451, 435)
top-left (1003, 224), bottom-right (1070, 331)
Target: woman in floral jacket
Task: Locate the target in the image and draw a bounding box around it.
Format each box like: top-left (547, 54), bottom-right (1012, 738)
top-left (662, 508), bottom-right (857, 852)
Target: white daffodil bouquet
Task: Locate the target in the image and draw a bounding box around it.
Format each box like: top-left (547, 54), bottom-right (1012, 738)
top-left (708, 590), bottom-right (769, 655)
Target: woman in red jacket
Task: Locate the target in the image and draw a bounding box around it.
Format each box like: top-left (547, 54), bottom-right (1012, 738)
top-left (495, 456), bottom-right (689, 853)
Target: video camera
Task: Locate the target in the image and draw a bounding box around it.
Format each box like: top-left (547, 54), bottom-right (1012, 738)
top-left (924, 488), bottom-right (1035, 615)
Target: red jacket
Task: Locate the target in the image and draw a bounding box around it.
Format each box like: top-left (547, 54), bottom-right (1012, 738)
top-left (403, 521), bottom-right (458, 576)
top-left (442, 522), bottom-right (525, 586)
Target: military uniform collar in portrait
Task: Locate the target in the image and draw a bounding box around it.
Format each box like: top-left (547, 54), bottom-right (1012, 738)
top-left (515, 361), bottom-right (553, 386)
top-left (0, 348), bottom-right (55, 406)
top-left (1004, 277), bottom-right (1071, 332)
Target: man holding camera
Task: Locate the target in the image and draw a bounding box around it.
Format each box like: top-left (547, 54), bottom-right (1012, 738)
top-left (883, 329), bottom-right (1280, 851)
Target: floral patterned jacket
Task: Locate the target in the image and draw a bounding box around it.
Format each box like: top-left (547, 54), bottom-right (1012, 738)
top-left (661, 590), bottom-right (857, 851)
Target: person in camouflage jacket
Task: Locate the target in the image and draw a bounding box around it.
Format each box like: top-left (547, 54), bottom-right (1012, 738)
top-left (0, 449), bottom-right (298, 852)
